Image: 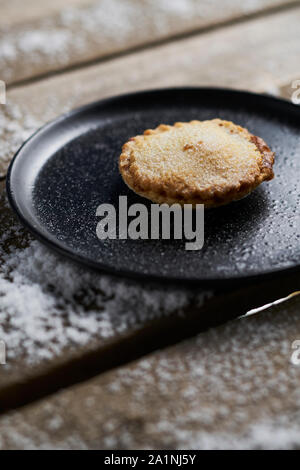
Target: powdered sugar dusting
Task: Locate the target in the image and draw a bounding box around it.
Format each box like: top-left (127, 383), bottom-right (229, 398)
top-left (0, 0), bottom-right (287, 83)
top-left (0, 191), bottom-right (212, 368)
top-left (0, 102), bottom-right (41, 178)
top-left (101, 299), bottom-right (300, 449)
top-left (0, 93), bottom-right (83, 178)
top-left (0, 295), bottom-right (299, 449)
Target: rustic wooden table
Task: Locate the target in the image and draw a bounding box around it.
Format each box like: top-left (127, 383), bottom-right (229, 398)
top-left (0, 0), bottom-right (300, 449)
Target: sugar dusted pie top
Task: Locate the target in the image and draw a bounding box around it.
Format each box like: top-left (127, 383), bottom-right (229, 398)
top-left (119, 119), bottom-right (274, 208)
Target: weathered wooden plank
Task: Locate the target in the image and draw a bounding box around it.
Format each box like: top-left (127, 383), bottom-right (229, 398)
top-left (0, 0), bottom-right (92, 26)
top-left (1, 174), bottom-right (298, 413)
top-left (0, 0), bottom-right (296, 85)
top-left (2, 6), bottom-right (300, 178)
top-left (0, 8), bottom-right (300, 411)
top-left (0, 294), bottom-right (299, 449)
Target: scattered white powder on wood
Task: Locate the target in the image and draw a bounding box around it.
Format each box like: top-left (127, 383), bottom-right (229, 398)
top-left (0, 296), bottom-right (299, 449)
top-left (103, 300), bottom-right (299, 450)
top-left (0, 190), bottom-right (212, 367)
top-left (0, 97), bottom-right (212, 370)
top-left (0, 102), bottom-right (41, 177)
top-left (0, 0), bottom-right (286, 83)
top-left (0, 0), bottom-right (296, 444)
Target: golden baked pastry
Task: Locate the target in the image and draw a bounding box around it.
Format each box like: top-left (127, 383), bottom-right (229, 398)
top-left (119, 119), bottom-right (274, 208)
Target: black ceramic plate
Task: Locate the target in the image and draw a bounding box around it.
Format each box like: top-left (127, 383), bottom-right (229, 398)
top-left (6, 88), bottom-right (300, 284)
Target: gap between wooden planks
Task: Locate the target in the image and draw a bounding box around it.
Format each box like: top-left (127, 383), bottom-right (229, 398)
top-left (1, 0), bottom-right (298, 86)
top-left (0, 294), bottom-right (299, 449)
top-left (0, 6), bottom-right (300, 413)
top-left (2, 6), bottom-right (300, 178)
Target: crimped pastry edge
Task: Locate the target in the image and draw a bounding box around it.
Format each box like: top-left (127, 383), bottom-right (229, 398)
top-left (119, 119), bottom-right (275, 208)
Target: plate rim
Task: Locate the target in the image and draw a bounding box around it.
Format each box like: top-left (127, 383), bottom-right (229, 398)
top-left (6, 86), bottom-right (300, 286)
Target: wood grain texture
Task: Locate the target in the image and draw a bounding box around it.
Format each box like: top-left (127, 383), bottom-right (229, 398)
top-left (0, 294), bottom-right (299, 449)
top-left (0, 5), bottom-right (299, 421)
top-left (1, 174), bottom-right (298, 413)
top-left (2, 6), bottom-right (300, 177)
top-left (0, 0), bottom-right (92, 26)
top-left (0, 0), bottom-right (296, 85)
